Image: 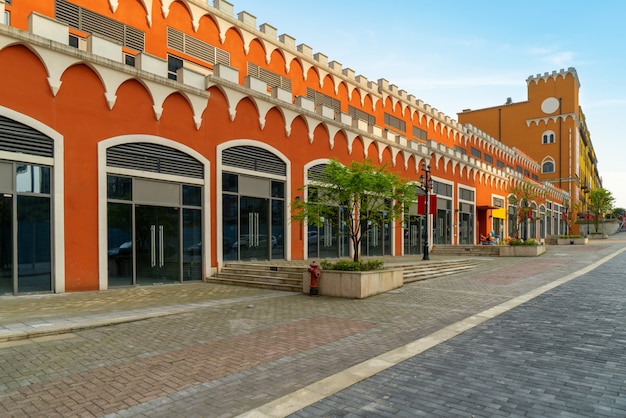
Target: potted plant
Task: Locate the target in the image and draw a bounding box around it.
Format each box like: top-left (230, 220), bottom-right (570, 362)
top-left (499, 238), bottom-right (546, 257)
top-left (293, 159), bottom-right (414, 298)
top-left (556, 235), bottom-right (588, 245)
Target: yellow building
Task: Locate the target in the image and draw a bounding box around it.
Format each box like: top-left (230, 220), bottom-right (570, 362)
top-left (458, 68), bottom-right (602, 234)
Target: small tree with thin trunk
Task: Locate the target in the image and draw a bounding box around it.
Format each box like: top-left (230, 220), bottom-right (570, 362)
top-left (564, 199), bottom-right (581, 236)
top-left (508, 181), bottom-right (543, 240)
top-left (588, 188), bottom-right (615, 232)
top-left (292, 159), bottom-right (416, 263)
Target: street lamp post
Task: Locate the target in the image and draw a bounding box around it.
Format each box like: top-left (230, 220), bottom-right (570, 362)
top-left (419, 162), bottom-right (433, 261)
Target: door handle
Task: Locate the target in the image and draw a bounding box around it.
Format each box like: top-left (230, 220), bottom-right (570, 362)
top-left (150, 225), bottom-right (156, 267)
top-left (159, 225), bottom-right (164, 267)
top-left (248, 212), bottom-right (253, 248)
top-left (254, 212), bottom-right (259, 246)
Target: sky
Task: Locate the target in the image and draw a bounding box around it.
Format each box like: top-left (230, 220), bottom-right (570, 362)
top-left (230, 0), bottom-right (626, 209)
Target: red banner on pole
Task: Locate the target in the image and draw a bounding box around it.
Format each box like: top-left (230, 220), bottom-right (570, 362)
top-left (417, 194), bottom-right (437, 215)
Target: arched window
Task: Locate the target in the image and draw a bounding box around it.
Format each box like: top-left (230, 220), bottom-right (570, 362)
top-left (542, 159), bottom-right (555, 173)
top-left (542, 130), bottom-right (556, 144)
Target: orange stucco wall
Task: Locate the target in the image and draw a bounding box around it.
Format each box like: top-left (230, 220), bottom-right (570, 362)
top-left (0, 0), bottom-right (568, 292)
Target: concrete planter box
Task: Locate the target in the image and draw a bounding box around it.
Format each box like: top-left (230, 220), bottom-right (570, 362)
top-left (588, 233), bottom-right (608, 240)
top-left (303, 268), bottom-right (403, 299)
top-left (556, 237), bottom-right (588, 245)
top-left (499, 245), bottom-right (546, 257)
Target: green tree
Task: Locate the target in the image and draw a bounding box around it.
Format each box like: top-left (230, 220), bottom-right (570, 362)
top-left (508, 181), bottom-right (543, 239)
top-left (292, 159), bottom-right (416, 262)
top-left (610, 207), bottom-right (625, 219)
top-left (588, 188), bottom-right (615, 231)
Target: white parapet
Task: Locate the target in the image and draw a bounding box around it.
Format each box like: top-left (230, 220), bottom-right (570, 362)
top-left (316, 104), bottom-right (335, 119)
top-left (213, 63), bottom-right (239, 84)
top-left (244, 75), bottom-right (268, 94)
top-left (177, 67), bottom-right (206, 90)
top-left (295, 96), bottom-right (315, 112)
top-left (88, 34), bottom-right (122, 63)
top-left (272, 86), bottom-right (292, 103)
top-left (28, 12), bottom-right (68, 45)
top-left (137, 53), bottom-right (167, 78)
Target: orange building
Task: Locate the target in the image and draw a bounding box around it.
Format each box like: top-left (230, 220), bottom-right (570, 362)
top-left (458, 68), bottom-right (602, 234)
top-left (0, 0), bottom-right (568, 295)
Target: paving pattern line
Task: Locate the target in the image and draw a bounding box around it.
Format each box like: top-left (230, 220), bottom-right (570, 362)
top-left (0, 292), bottom-right (297, 342)
top-left (237, 245), bottom-right (626, 418)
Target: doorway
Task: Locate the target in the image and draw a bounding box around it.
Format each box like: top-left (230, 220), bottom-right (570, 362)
top-left (222, 173), bottom-right (285, 262)
top-left (135, 205), bottom-right (180, 285)
top-left (0, 163), bottom-right (53, 295)
top-left (238, 196), bottom-right (271, 261)
top-left (107, 176), bottom-right (203, 287)
top-left (403, 214), bottom-right (423, 255)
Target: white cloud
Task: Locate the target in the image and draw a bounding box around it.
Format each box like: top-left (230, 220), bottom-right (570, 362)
top-left (545, 51), bottom-right (575, 67)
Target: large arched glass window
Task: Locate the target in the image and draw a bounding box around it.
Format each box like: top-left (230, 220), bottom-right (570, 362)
top-left (542, 160), bottom-right (555, 173)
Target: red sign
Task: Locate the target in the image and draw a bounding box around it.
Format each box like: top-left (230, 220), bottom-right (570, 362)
top-left (417, 195), bottom-right (437, 215)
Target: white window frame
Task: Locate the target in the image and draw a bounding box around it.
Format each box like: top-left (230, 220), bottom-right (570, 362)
top-left (542, 130), bottom-right (556, 144)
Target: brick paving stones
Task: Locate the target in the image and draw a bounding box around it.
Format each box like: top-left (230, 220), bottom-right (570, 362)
top-left (289, 241), bottom-right (626, 417)
top-left (0, 237), bottom-right (625, 417)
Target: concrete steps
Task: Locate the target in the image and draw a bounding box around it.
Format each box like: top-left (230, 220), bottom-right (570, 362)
top-left (209, 263), bottom-right (306, 292)
top-left (402, 259), bottom-right (479, 284)
top-left (432, 245), bottom-right (500, 257)
top-left (210, 258), bottom-right (481, 291)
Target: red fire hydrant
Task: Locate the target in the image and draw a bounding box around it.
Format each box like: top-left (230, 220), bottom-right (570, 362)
top-left (308, 261), bottom-right (321, 296)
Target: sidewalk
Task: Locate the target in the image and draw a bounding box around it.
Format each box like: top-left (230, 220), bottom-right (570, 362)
top-left (1, 235), bottom-right (625, 417)
top-left (0, 253), bottom-right (488, 342)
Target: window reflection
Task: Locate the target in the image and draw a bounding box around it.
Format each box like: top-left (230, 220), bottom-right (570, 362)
top-left (107, 176), bottom-right (132, 200)
top-left (182, 185), bottom-right (201, 207)
top-left (16, 164), bottom-right (50, 194)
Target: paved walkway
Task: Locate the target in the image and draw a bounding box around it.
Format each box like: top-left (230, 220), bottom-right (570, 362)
top-left (0, 235), bottom-right (625, 417)
top-left (285, 242), bottom-right (626, 417)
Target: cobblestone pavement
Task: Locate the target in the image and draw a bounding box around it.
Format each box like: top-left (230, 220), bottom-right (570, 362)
top-left (0, 236), bottom-right (625, 417)
top-left (289, 241), bottom-right (626, 417)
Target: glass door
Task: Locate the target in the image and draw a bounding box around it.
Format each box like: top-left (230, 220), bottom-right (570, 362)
top-left (0, 194), bottom-right (12, 294)
top-left (238, 197), bottom-right (270, 261)
top-left (404, 215), bottom-right (422, 255)
top-left (17, 195), bottom-right (51, 293)
top-left (308, 207), bottom-right (341, 259)
top-left (135, 205), bottom-right (180, 285)
top-left (459, 212), bottom-right (471, 244)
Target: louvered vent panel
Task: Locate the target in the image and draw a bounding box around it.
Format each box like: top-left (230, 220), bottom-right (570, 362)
top-left (248, 63), bottom-right (291, 91)
top-left (185, 36), bottom-right (215, 63)
top-left (279, 77), bottom-right (292, 90)
top-left (54, 0), bottom-right (79, 28)
top-left (215, 49), bottom-right (230, 66)
top-left (307, 164), bottom-right (327, 182)
top-left (107, 143), bottom-right (204, 179)
top-left (124, 27), bottom-right (145, 52)
top-left (167, 27), bottom-right (229, 66)
top-left (167, 27), bottom-right (185, 51)
top-left (55, 0), bottom-right (145, 51)
top-left (222, 146), bottom-right (286, 176)
top-left (259, 68), bottom-right (280, 89)
top-left (81, 8), bottom-right (124, 44)
top-left (307, 88), bottom-right (340, 112)
top-left (248, 63), bottom-right (260, 77)
top-left (348, 106), bottom-right (376, 125)
top-left (0, 116), bottom-right (54, 158)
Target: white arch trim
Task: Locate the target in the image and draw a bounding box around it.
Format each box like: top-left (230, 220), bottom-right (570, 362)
top-left (215, 139), bottom-right (292, 266)
top-left (97, 135), bottom-right (212, 290)
top-left (0, 106), bottom-right (65, 293)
